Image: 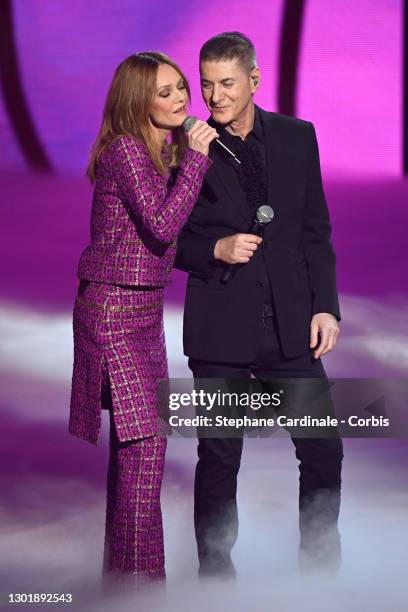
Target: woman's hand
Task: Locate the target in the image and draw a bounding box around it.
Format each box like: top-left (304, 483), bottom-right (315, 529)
top-left (186, 120), bottom-right (219, 157)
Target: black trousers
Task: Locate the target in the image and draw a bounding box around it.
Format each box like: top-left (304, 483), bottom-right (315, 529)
top-left (188, 305), bottom-right (344, 569)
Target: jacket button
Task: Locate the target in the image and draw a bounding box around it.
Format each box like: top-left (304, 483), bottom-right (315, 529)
top-left (256, 280), bottom-right (264, 287)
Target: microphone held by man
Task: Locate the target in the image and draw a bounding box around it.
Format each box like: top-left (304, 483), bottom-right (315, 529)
top-left (220, 205), bottom-right (274, 284)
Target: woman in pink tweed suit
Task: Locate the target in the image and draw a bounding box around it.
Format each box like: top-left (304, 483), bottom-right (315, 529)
top-left (68, 52), bottom-right (217, 584)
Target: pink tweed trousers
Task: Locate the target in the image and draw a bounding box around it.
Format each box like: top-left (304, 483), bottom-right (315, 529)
top-left (69, 280), bottom-right (168, 579)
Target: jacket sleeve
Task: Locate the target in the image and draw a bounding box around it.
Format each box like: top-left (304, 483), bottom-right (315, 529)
top-left (108, 136), bottom-right (212, 244)
top-left (302, 122), bottom-right (341, 321)
top-left (174, 224), bottom-right (219, 276)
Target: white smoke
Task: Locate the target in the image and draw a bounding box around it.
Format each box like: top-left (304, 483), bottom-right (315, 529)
top-left (1, 436), bottom-right (407, 611)
top-left (1, 295), bottom-right (407, 610)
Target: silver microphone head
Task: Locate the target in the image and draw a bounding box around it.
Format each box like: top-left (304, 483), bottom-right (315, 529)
top-left (182, 116), bottom-right (198, 132)
top-left (256, 205), bottom-right (274, 224)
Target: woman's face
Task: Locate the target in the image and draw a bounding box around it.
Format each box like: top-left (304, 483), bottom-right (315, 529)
top-left (149, 63), bottom-right (188, 129)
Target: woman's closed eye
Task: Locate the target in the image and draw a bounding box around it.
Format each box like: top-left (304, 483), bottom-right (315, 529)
top-left (159, 84), bottom-right (185, 98)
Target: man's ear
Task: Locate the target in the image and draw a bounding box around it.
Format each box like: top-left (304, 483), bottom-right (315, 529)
top-left (250, 67), bottom-right (260, 91)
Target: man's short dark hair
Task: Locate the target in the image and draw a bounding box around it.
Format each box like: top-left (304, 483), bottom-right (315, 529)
top-left (199, 31), bottom-right (257, 73)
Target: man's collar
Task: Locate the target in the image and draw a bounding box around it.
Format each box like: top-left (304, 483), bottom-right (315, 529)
top-left (251, 104), bottom-right (263, 142)
top-left (207, 104), bottom-right (263, 143)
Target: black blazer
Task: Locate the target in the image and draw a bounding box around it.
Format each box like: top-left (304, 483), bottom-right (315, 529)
top-left (174, 105), bottom-right (340, 362)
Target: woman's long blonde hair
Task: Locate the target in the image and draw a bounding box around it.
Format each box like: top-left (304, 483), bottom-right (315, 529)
top-left (87, 52), bottom-right (191, 182)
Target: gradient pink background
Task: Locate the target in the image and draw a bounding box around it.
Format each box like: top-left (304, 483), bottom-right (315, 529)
top-left (1, 2), bottom-right (407, 610)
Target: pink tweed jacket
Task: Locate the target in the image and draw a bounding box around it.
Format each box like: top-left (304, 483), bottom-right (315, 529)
top-left (77, 136), bottom-right (212, 286)
top-left (69, 136), bottom-right (212, 446)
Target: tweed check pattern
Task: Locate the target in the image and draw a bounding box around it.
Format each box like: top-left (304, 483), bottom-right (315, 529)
top-left (69, 139), bottom-right (212, 445)
top-left (69, 281), bottom-right (167, 445)
top-left (69, 136), bottom-right (211, 580)
top-left (77, 136), bottom-right (212, 286)
top-left (102, 409), bottom-right (167, 578)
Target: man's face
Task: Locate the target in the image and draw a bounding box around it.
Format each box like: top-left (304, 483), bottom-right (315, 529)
top-left (200, 58), bottom-right (259, 125)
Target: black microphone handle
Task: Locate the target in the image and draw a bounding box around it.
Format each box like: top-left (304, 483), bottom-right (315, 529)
top-left (220, 262), bottom-right (242, 284)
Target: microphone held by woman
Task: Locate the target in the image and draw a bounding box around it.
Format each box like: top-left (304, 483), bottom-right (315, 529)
top-left (183, 115), bottom-right (241, 165)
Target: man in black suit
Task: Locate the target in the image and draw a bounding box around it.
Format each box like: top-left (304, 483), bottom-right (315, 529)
top-left (175, 31), bottom-right (343, 576)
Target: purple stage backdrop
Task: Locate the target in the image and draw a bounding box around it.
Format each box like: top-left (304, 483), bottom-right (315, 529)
top-left (1, 2), bottom-right (407, 611)
top-left (0, 0), bottom-right (402, 175)
top-left (0, 0), bottom-right (405, 308)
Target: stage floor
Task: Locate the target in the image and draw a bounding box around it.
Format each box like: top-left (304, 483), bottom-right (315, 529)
top-left (0, 300), bottom-right (407, 611)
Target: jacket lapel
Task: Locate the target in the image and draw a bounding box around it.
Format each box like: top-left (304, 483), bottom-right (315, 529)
top-left (258, 106), bottom-right (291, 238)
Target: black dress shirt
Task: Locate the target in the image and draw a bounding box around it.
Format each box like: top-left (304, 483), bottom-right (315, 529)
top-left (210, 105), bottom-right (274, 309)
top-left (215, 105), bottom-right (268, 212)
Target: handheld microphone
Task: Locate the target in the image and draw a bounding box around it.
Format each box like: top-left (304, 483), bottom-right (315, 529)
top-left (220, 205), bottom-right (274, 285)
top-left (182, 115), bottom-right (242, 167)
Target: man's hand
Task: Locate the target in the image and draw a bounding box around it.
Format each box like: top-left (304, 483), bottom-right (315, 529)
top-left (214, 234), bottom-right (262, 264)
top-left (310, 313), bottom-right (340, 359)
